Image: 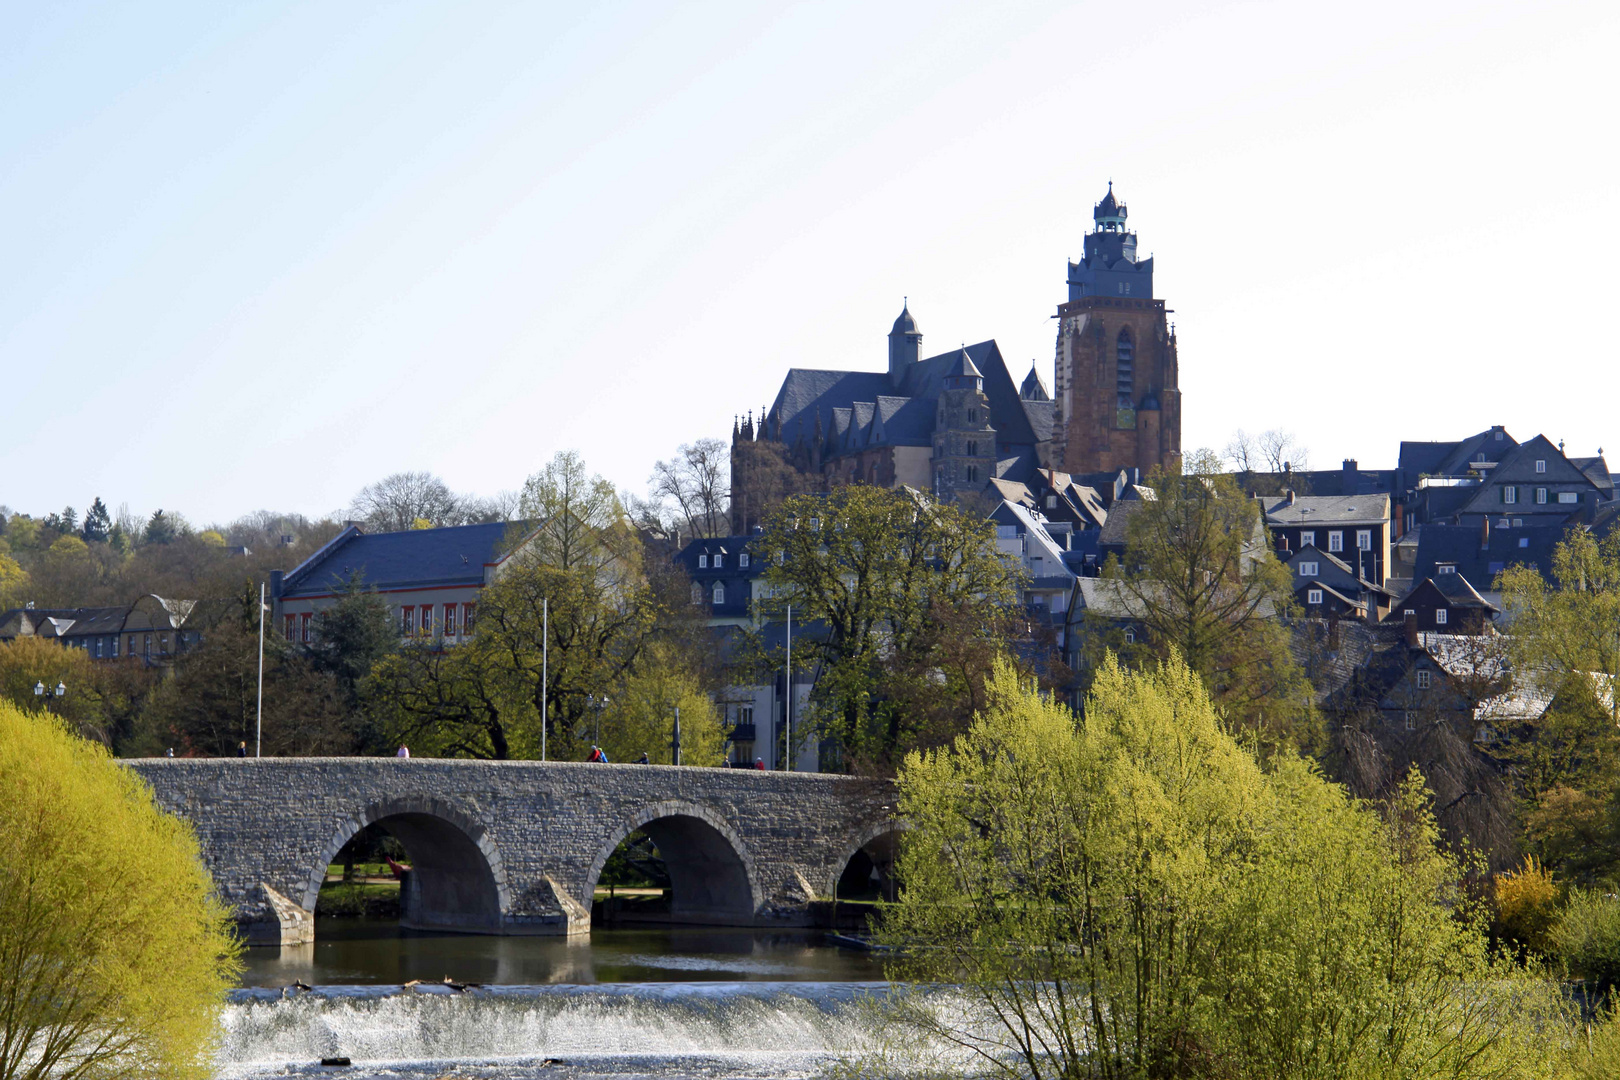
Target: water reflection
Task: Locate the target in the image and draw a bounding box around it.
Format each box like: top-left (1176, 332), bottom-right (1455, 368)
top-left (239, 920), bottom-right (884, 987)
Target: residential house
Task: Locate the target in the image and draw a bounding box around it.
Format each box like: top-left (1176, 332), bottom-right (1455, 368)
top-left (0, 596), bottom-right (200, 663)
top-left (1386, 573), bottom-right (1499, 635)
top-left (1264, 492), bottom-right (1391, 586)
top-left (1285, 545), bottom-right (1392, 622)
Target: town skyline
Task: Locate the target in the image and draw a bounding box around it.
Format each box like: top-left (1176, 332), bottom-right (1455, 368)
top-left (4, 1), bottom-right (1616, 524)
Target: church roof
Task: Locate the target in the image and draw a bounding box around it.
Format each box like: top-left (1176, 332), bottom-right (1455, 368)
top-left (890, 303), bottom-right (919, 336)
top-left (947, 348), bottom-right (982, 379)
top-left (1094, 182), bottom-right (1124, 221)
top-left (1019, 363), bottom-right (1051, 401)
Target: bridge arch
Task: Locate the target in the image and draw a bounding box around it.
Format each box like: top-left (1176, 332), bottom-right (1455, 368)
top-left (303, 795), bottom-right (511, 934)
top-left (585, 799), bottom-right (761, 924)
top-left (828, 819), bottom-right (905, 901)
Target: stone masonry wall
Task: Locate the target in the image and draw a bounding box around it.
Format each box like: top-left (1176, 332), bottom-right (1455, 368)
top-left (125, 758), bottom-right (896, 945)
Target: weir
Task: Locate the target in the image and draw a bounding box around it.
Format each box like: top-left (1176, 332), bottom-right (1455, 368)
top-left (126, 758), bottom-right (895, 945)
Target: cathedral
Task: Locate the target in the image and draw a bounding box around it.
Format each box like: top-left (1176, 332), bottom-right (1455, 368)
top-left (730, 184), bottom-right (1180, 528)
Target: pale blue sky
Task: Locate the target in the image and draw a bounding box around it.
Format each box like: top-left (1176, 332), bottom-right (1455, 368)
top-left (4, 0), bottom-right (1617, 524)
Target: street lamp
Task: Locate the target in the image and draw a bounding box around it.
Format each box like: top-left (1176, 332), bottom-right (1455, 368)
top-left (33, 681), bottom-right (66, 702)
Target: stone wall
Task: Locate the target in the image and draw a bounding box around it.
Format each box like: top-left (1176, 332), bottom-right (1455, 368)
top-left (125, 758), bottom-right (896, 945)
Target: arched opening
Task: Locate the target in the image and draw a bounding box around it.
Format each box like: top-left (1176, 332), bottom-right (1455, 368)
top-left (589, 809), bottom-right (758, 928)
top-left (304, 802), bottom-right (507, 936)
top-left (829, 828), bottom-right (903, 933)
top-left (1115, 327), bottom-right (1135, 409)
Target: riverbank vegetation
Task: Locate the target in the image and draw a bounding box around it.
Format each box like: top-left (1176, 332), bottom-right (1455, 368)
top-left (0, 699), bottom-right (240, 1080)
top-left (874, 653), bottom-right (1620, 1079)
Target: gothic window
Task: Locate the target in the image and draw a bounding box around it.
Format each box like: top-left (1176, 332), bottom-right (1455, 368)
top-left (966, 440), bottom-right (977, 456)
top-left (1115, 328), bottom-right (1135, 409)
top-left (966, 465), bottom-right (979, 483)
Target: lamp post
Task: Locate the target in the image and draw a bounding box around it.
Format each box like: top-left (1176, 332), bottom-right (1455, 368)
top-left (33, 681), bottom-right (66, 709)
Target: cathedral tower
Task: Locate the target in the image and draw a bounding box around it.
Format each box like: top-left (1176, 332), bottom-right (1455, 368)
top-left (933, 348), bottom-right (997, 495)
top-left (1052, 184), bottom-right (1181, 475)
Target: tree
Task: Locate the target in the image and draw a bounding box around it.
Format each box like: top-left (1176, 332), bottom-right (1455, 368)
top-left (80, 497), bottom-right (111, 543)
top-left (757, 486), bottom-right (1021, 771)
top-left (0, 551), bottom-right (28, 609)
top-left (1499, 528), bottom-right (1620, 880)
top-left (308, 574), bottom-right (398, 709)
top-left (730, 437), bottom-right (814, 533)
top-left (515, 450), bottom-right (640, 582)
top-left (138, 618), bottom-right (354, 757)
top-left (605, 643), bottom-right (725, 765)
top-left (144, 509), bottom-right (179, 545)
top-left (0, 636), bottom-right (108, 741)
top-left (348, 471), bottom-right (464, 531)
top-left (0, 700), bottom-right (240, 1079)
top-left (648, 437), bottom-right (730, 539)
top-left (879, 654), bottom-right (1548, 1080)
top-left (1096, 463), bottom-right (1313, 750)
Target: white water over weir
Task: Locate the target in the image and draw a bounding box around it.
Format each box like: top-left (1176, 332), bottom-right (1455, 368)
top-left (216, 982), bottom-right (927, 1080)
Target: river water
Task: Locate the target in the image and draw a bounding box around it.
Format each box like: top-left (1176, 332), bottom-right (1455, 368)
top-left (220, 922), bottom-right (924, 1080)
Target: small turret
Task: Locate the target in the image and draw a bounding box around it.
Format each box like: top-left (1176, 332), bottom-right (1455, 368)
top-left (887, 300), bottom-right (923, 388)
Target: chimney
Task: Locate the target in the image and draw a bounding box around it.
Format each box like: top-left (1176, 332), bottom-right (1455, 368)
top-left (269, 570), bottom-right (284, 601)
top-left (1480, 517), bottom-right (1490, 552)
top-left (1276, 535), bottom-right (1290, 555)
top-left (1403, 610), bottom-right (1418, 648)
top-left (1285, 489), bottom-right (1296, 507)
top-left (1343, 458), bottom-right (1358, 492)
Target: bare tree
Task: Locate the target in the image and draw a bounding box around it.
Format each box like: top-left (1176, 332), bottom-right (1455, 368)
top-left (461, 490), bottom-right (521, 524)
top-left (648, 438), bottom-right (730, 540)
top-left (349, 471), bottom-right (464, 531)
top-left (1224, 428), bottom-right (1310, 476)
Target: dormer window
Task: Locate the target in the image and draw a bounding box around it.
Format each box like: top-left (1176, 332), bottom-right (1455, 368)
top-left (1437, 564), bottom-right (1456, 575)
top-left (1300, 531), bottom-right (1315, 548)
top-left (698, 555), bottom-right (708, 568)
top-left (714, 553), bottom-right (724, 568)
top-left (739, 553), bottom-right (750, 568)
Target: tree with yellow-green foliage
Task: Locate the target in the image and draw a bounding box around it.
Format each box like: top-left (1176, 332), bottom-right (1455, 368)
top-left (0, 699), bottom-right (240, 1080)
top-left (604, 643), bottom-right (725, 766)
top-left (879, 652), bottom-right (1574, 1080)
top-left (0, 551), bottom-right (27, 609)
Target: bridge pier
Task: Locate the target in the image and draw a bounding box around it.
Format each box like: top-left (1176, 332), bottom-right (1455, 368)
top-left (127, 758), bottom-right (895, 946)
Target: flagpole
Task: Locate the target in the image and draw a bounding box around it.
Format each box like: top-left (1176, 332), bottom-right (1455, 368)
top-left (784, 603), bottom-right (792, 772)
top-left (542, 597), bottom-right (549, 763)
top-left (255, 582), bottom-right (265, 758)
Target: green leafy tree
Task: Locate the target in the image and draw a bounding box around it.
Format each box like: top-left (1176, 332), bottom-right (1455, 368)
top-left (0, 636), bottom-right (109, 740)
top-left (0, 699), bottom-right (241, 1079)
top-left (881, 653), bottom-right (1542, 1079)
top-left (144, 509), bottom-right (179, 545)
top-left (0, 551), bottom-right (28, 609)
top-left (606, 642), bottom-right (725, 765)
top-left (1096, 460), bottom-right (1313, 751)
top-left (757, 485), bottom-right (1021, 771)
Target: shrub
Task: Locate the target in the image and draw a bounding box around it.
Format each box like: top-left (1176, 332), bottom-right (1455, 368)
top-left (0, 699), bottom-right (241, 1079)
top-left (1494, 854), bottom-right (1560, 954)
top-left (1552, 888), bottom-right (1620, 992)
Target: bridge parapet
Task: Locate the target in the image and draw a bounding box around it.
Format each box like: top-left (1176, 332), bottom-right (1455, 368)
top-left (125, 758), bottom-right (896, 945)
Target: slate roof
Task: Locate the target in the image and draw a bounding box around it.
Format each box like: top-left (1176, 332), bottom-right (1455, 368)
top-left (1264, 494), bottom-right (1390, 528)
top-left (1398, 427), bottom-right (1518, 479)
top-left (1407, 522), bottom-right (1569, 586)
top-left (280, 522), bottom-right (519, 598)
top-left (1019, 363), bottom-right (1051, 402)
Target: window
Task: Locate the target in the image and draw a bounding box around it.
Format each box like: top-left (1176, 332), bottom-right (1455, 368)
top-left (1512, 518), bottom-right (1522, 527)
top-left (1124, 628), bottom-right (1136, 644)
top-left (715, 553), bottom-right (725, 567)
top-left (129, 634), bottom-right (138, 656)
top-left (1299, 531), bottom-right (1315, 548)
top-left (966, 465), bottom-right (979, 483)
top-left (1435, 609), bottom-right (1448, 625)
top-left (111, 636), bottom-right (119, 658)
top-left (1299, 561), bottom-right (1319, 577)
top-left (1356, 530), bottom-right (1372, 550)
top-left (713, 583), bottom-right (725, 605)
top-left (1046, 495), bottom-right (1057, 509)
top-left (698, 555), bottom-right (708, 568)
top-left (1536, 459), bottom-right (1547, 473)
top-left (1536, 488), bottom-right (1547, 504)
top-left (401, 607), bottom-right (414, 636)
top-left (1519, 537), bottom-right (1530, 548)
top-left (1416, 670), bottom-right (1432, 689)
top-left (94, 638), bottom-right (103, 658)
top-left (284, 615), bottom-right (297, 641)
top-left (1404, 608), bottom-right (1415, 618)
top-left (692, 583), bottom-right (704, 604)
top-left (463, 603), bottom-right (475, 634)
top-left (1502, 485), bottom-right (1518, 504)
top-left (418, 606), bottom-right (432, 637)
top-left (1115, 328), bottom-right (1134, 408)
top-left (1559, 491), bottom-right (1579, 504)
top-left (159, 633), bottom-right (170, 654)
top-left (739, 553), bottom-right (749, 568)
top-left (300, 613), bottom-right (312, 644)
top-left (1405, 712), bottom-right (1417, 730)
top-left (1437, 564), bottom-right (1457, 575)
top-left (1307, 588), bottom-right (1323, 604)
top-left (143, 634), bottom-right (151, 658)
top-left (1328, 531), bottom-right (1344, 553)
top-left (444, 604), bottom-right (457, 637)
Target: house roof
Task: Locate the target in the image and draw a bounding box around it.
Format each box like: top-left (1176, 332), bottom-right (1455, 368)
top-left (1407, 522), bottom-right (1568, 587)
top-left (280, 521), bottom-right (518, 598)
top-left (1264, 493), bottom-right (1390, 528)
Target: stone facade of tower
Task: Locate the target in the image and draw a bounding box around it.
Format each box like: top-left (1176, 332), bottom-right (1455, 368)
top-left (932, 350), bottom-right (998, 495)
top-left (1052, 186), bottom-right (1182, 476)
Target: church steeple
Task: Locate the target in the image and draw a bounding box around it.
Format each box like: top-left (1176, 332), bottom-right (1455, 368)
top-left (1067, 182), bottom-right (1153, 302)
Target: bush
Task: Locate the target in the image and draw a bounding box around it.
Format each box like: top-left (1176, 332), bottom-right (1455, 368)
top-left (1495, 854), bottom-right (1560, 955)
top-left (1553, 888), bottom-right (1620, 992)
top-left (0, 699), bottom-right (241, 1079)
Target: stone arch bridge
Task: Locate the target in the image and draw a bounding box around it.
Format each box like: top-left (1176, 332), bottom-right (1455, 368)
top-left (127, 759), bottom-right (898, 945)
